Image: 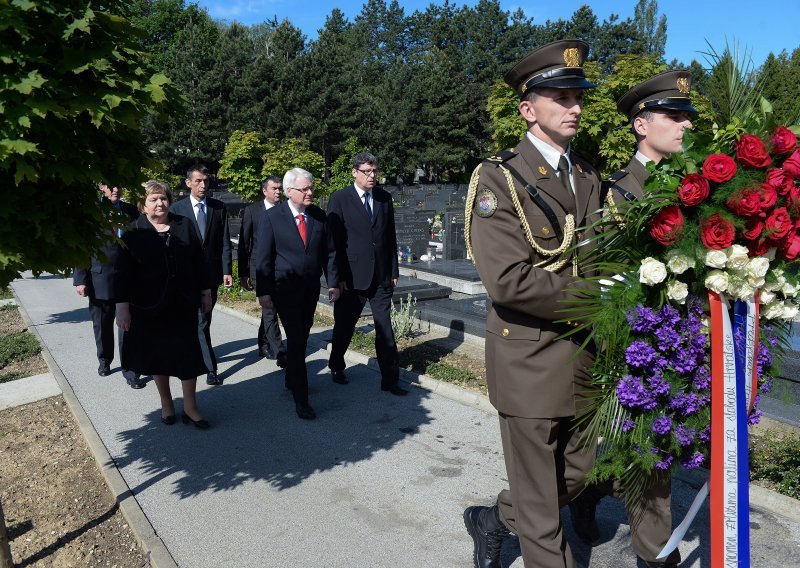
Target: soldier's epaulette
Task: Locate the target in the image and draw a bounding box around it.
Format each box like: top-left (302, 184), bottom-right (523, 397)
top-left (484, 148), bottom-right (517, 165)
top-left (606, 169), bottom-right (629, 184)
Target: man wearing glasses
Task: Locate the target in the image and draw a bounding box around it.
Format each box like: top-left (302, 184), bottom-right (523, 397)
top-left (255, 168), bottom-right (339, 420)
top-left (326, 152), bottom-right (406, 396)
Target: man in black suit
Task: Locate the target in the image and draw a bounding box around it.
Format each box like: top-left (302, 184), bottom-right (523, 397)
top-left (255, 168), bottom-right (339, 420)
top-left (238, 176), bottom-right (287, 366)
top-left (73, 184), bottom-right (142, 387)
top-left (326, 152), bottom-right (406, 396)
top-left (171, 164), bottom-right (232, 385)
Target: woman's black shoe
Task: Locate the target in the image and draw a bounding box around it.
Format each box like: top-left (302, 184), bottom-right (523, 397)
top-left (161, 414), bottom-right (176, 426)
top-left (182, 414), bottom-right (210, 429)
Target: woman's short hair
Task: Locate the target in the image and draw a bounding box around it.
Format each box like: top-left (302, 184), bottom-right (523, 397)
top-left (139, 179), bottom-right (173, 212)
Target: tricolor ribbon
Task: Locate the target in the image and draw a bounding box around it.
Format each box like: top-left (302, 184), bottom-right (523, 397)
top-left (657, 292), bottom-right (758, 566)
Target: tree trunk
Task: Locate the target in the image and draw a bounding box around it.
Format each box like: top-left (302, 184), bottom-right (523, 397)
top-left (0, 498), bottom-right (12, 568)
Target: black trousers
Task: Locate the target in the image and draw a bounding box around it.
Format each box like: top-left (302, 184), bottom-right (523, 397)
top-left (274, 288), bottom-right (318, 404)
top-left (89, 297), bottom-right (136, 378)
top-left (198, 288), bottom-right (218, 372)
top-left (329, 281), bottom-right (399, 387)
top-left (257, 303), bottom-right (284, 357)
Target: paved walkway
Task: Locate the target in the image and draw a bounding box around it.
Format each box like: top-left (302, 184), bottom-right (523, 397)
top-left (8, 273), bottom-right (800, 567)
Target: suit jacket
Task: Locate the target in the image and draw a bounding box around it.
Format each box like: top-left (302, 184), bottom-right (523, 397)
top-left (254, 203), bottom-right (337, 300)
top-left (170, 196), bottom-right (232, 288)
top-left (73, 200), bottom-right (140, 301)
top-left (326, 185), bottom-right (398, 290)
top-left (469, 135), bottom-right (602, 419)
top-left (237, 200), bottom-right (272, 281)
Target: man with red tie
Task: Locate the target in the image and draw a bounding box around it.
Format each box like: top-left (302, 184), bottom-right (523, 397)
top-left (254, 168), bottom-right (339, 420)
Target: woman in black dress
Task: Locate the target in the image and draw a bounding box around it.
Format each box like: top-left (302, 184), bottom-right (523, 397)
top-left (115, 180), bottom-right (213, 428)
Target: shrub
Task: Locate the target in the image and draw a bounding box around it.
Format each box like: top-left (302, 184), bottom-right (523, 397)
top-left (750, 430), bottom-right (800, 500)
top-left (391, 293), bottom-right (417, 339)
top-left (425, 361), bottom-right (474, 384)
top-left (0, 332), bottom-right (41, 367)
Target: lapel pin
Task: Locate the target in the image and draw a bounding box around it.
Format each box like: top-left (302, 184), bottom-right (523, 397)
top-left (538, 166), bottom-right (548, 175)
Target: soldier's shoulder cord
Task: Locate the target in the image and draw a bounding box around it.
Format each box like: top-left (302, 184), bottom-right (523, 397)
top-left (484, 149), bottom-right (518, 165)
top-left (498, 161), bottom-right (564, 243)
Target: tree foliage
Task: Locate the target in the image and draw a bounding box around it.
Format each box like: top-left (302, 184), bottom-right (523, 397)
top-left (0, 0), bottom-right (182, 286)
top-left (261, 138), bottom-right (325, 194)
top-left (218, 130), bottom-right (265, 201)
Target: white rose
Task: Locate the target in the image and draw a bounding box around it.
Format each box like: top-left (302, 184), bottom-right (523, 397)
top-left (729, 280), bottom-right (755, 300)
top-left (765, 269), bottom-right (786, 291)
top-left (666, 250), bottom-right (693, 274)
top-left (781, 281), bottom-right (799, 298)
top-left (781, 303), bottom-right (799, 320)
top-left (747, 274), bottom-right (765, 289)
top-left (639, 257), bottom-right (667, 286)
top-left (762, 301), bottom-right (784, 320)
top-left (704, 249), bottom-right (728, 269)
top-left (747, 257), bottom-right (770, 279)
top-left (667, 280), bottom-right (689, 303)
top-left (760, 290), bottom-right (777, 304)
top-left (726, 244), bottom-right (750, 271)
top-left (704, 270), bottom-right (729, 293)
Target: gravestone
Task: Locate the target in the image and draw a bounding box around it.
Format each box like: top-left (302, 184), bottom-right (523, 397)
top-left (394, 208), bottom-right (431, 259)
top-left (443, 207), bottom-right (466, 260)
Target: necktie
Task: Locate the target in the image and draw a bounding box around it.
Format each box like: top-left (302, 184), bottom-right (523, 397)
top-left (363, 192), bottom-right (373, 220)
top-left (196, 202), bottom-right (207, 241)
top-left (557, 155), bottom-right (572, 194)
top-left (296, 214), bottom-right (307, 246)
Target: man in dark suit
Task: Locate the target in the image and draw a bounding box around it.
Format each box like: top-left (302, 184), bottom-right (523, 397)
top-left (326, 152), bottom-right (406, 396)
top-left (255, 168), bottom-right (338, 420)
top-left (171, 164), bottom-right (232, 385)
top-left (463, 41), bottom-right (602, 568)
top-left (238, 176), bottom-right (287, 366)
top-left (73, 184), bottom-right (142, 387)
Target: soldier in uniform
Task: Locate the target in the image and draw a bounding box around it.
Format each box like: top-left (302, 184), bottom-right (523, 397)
top-left (569, 70), bottom-right (697, 568)
top-left (462, 40), bottom-right (602, 568)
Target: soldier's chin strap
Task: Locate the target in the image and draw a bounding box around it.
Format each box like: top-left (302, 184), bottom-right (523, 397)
top-left (465, 163), bottom-right (577, 275)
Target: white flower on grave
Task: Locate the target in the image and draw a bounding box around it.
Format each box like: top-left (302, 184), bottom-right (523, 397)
top-left (747, 257), bottom-right (770, 279)
top-left (726, 244), bottom-right (750, 271)
top-left (728, 276), bottom-right (754, 300)
top-left (667, 280), bottom-right (689, 303)
top-left (764, 268), bottom-right (786, 292)
top-left (760, 289), bottom-right (776, 304)
top-left (781, 302), bottom-right (799, 320)
top-left (747, 274), bottom-right (766, 289)
top-left (666, 250), bottom-right (693, 274)
top-left (762, 301), bottom-right (785, 320)
top-left (639, 257), bottom-right (667, 286)
top-left (781, 280), bottom-right (799, 298)
top-left (704, 270), bottom-right (729, 293)
top-left (704, 248), bottom-right (728, 269)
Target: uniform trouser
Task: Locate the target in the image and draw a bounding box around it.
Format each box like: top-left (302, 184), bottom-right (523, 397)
top-left (89, 297), bottom-right (137, 379)
top-left (496, 414), bottom-right (596, 568)
top-left (273, 289), bottom-right (317, 404)
top-left (257, 303), bottom-right (284, 357)
top-left (595, 477), bottom-right (679, 564)
top-left (328, 282), bottom-right (399, 387)
top-left (198, 288), bottom-right (218, 372)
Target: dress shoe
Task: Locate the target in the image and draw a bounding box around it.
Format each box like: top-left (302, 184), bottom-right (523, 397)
top-left (161, 414), bottom-right (176, 426)
top-left (182, 414), bottom-right (211, 429)
top-left (331, 370), bottom-right (349, 385)
top-left (276, 353), bottom-right (288, 369)
top-left (206, 371), bottom-right (222, 386)
top-left (97, 363), bottom-right (111, 377)
top-left (569, 486), bottom-right (603, 545)
top-left (295, 402), bottom-right (316, 420)
top-left (463, 505), bottom-right (509, 568)
top-left (381, 384), bottom-right (408, 396)
top-left (126, 374), bottom-right (147, 389)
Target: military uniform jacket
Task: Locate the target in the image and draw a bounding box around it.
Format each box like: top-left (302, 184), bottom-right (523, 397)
top-left (606, 156), bottom-right (649, 204)
top-left (469, 135), bottom-right (601, 419)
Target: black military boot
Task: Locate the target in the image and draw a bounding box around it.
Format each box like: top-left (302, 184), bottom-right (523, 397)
top-left (463, 504), bottom-right (510, 568)
top-left (569, 485), bottom-right (603, 545)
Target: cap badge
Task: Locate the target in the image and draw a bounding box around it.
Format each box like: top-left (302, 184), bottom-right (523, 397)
top-left (563, 48), bottom-right (581, 68)
top-left (538, 166), bottom-right (548, 175)
top-left (677, 77), bottom-right (690, 94)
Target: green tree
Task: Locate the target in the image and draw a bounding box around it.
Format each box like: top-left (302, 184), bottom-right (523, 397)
top-left (327, 136), bottom-right (367, 192)
top-left (486, 80), bottom-right (526, 151)
top-left (760, 49), bottom-right (800, 126)
top-left (218, 131), bottom-right (264, 201)
top-left (261, 138), bottom-right (325, 194)
top-left (0, 0), bottom-right (182, 286)
top-left (633, 0), bottom-right (667, 58)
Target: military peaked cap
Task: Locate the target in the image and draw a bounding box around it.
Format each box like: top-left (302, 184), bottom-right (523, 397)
top-left (617, 70), bottom-right (698, 120)
top-left (504, 39), bottom-right (597, 97)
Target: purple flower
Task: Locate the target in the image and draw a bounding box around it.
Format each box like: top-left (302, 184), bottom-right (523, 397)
top-left (626, 340), bottom-right (659, 368)
top-left (669, 392), bottom-right (703, 416)
top-left (699, 426), bottom-right (711, 443)
top-left (646, 374), bottom-right (671, 399)
top-left (652, 416), bottom-right (672, 436)
top-left (659, 304), bottom-right (681, 329)
top-left (655, 454), bottom-right (674, 470)
top-left (622, 418), bottom-right (636, 432)
top-left (682, 452), bottom-right (705, 469)
top-left (693, 367), bottom-right (711, 390)
top-left (655, 326), bottom-right (681, 352)
top-left (748, 409), bottom-right (763, 425)
top-left (627, 306), bottom-right (659, 333)
top-left (760, 378), bottom-right (773, 394)
top-left (674, 424), bottom-right (696, 446)
top-left (616, 375), bottom-right (654, 410)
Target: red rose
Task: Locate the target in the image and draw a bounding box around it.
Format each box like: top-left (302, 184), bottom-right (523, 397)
top-left (735, 134), bottom-right (771, 168)
top-left (678, 173), bottom-right (710, 206)
top-left (765, 207), bottom-right (792, 239)
top-left (788, 194), bottom-right (800, 219)
top-left (772, 126), bottom-right (798, 154)
top-left (700, 213), bottom-right (736, 249)
top-left (784, 150), bottom-right (800, 178)
top-left (649, 205), bottom-right (684, 245)
top-left (780, 231), bottom-right (800, 260)
top-left (742, 218), bottom-right (764, 241)
top-left (702, 154), bottom-right (737, 182)
top-left (749, 239), bottom-right (772, 257)
top-left (726, 186), bottom-right (763, 217)
top-left (764, 168), bottom-right (793, 196)
top-left (759, 184), bottom-right (778, 212)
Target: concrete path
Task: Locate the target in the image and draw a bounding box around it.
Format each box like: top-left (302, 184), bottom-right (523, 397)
top-left (9, 273), bottom-right (800, 567)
